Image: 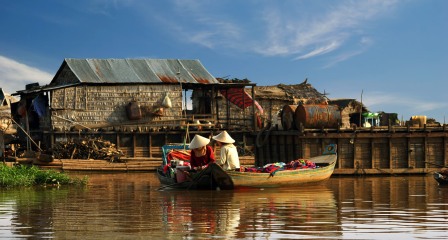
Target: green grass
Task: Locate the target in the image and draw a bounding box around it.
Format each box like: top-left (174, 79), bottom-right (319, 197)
top-left (0, 164), bottom-right (88, 188)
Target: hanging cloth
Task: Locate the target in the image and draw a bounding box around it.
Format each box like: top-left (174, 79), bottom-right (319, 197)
top-left (220, 88), bottom-right (263, 114)
top-left (31, 95), bottom-right (47, 117)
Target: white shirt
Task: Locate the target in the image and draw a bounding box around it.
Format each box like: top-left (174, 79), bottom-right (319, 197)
top-left (217, 143), bottom-right (240, 170)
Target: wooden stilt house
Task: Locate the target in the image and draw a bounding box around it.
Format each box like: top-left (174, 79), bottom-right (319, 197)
top-left (12, 58), bottom-right (260, 158)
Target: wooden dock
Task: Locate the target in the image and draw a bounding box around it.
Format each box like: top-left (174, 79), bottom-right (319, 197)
top-left (18, 156), bottom-right (255, 172)
top-left (10, 125), bottom-right (447, 175)
top-left (253, 125), bottom-right (448, 175)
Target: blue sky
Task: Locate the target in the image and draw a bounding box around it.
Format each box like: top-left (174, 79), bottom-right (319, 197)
top-left (1, 0), bottom-right (447, 123)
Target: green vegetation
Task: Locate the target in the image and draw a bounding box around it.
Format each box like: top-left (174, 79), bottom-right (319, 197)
top-left (0, 164), bottom-right (88, 188)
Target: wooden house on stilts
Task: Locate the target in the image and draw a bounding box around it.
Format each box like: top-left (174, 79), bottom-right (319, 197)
top-left (12, 58), bottom-right (262, 169)
top-left (9, 59), bottom-right (448, 175)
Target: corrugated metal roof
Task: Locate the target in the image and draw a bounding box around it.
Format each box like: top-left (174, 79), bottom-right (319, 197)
top-left (63, 58), bottom-right (219, 84)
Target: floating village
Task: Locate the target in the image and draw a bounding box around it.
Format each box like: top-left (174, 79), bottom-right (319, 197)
top-left (1, 58), bottom-right (447, 180)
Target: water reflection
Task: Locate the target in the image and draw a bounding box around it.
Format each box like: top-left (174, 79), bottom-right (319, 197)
top-left (0, 173), bottom-right (447, 239)
top-left (327, 175), bottom-right (448, 240)
top-left (159, 184), bottom-right (339, 239)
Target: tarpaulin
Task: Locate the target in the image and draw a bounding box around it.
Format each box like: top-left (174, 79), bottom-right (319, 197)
top-left (220, 88), bottom-right (263, 114)
top-left (32, 95), bottom-right (47, 117)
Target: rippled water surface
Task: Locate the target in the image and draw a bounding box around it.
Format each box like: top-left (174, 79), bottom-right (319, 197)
top-left (1, 173), bottom-right (447, 239)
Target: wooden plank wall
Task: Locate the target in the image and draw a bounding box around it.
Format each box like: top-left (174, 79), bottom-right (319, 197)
top-left (254, 130), bottom-right (448, 175)
top-left (41, 127), bottom-right (448, 175)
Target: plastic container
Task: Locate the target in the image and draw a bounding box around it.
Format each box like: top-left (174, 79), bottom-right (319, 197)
top-left (176, 166), bottom-right (190, 183)
top-left (170, 160), bottom-right (184, 168)
top-left (411, 116), bottom-right (427, 127)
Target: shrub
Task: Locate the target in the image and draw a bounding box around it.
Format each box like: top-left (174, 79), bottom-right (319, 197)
top-left (0, 164), bottom-right (88, 188)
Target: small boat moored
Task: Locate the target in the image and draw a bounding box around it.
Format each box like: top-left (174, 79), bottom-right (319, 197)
top-left (157, 143), bottom-right (337, 190)
top-left (227, 144), bottom-right (337, 188)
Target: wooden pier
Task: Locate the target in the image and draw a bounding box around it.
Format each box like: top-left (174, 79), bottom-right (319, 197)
top-left (14, 125), bottom-right (447, 175)
top-left (253, 125), bottom-right (448, 175)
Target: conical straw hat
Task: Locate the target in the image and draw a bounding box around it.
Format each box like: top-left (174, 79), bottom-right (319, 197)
top-left (212, 131), bottom-right (235, 144)
top-left (189, 134), bottom-right (210, 149)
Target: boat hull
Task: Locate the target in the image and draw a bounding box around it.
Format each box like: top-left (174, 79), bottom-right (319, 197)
top-left (227, 154), bottom-right (337, 188)
top-left (157, 143), bottom-right (337, 190)
top-left (157, 163), bottom-right (234, 190)
top-left (433, 172), bottom-right (448, 186)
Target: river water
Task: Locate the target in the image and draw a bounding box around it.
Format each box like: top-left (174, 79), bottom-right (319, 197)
top-left (1, 172), bottom-right (447, 239)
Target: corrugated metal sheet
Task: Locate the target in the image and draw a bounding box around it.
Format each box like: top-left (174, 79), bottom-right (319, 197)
top-left (63, 58), bottom-right (219, 84)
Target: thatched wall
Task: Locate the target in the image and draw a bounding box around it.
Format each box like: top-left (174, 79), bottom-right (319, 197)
top-left (190, 89), bottom-right (261, 130)
top-left (329, 99), bottom-right (364, 129)
top-left (50, 84), bottom-right (183, 131)
top-left (214, 95), bottom-right (256, 129)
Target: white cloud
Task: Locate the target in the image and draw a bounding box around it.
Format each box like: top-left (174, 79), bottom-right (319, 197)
top-left (256, 0), bottom-right (398, 61)
top-left (188, 19), bottom-right (241, 49)
top-left (0, 55), bottom-right (52, 94)
top-left (355, 91), bottom-right (448, 121)
top-left (295, 41), bottom-right (342, 60)
top-left (153, 1), bottom-right (399, 63)
top-left (323, 49), bottom-right (364, 68)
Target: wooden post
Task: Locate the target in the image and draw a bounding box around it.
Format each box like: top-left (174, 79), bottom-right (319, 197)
top-left (424, 135), bottom-right (428, 167)
top-left (337, 138), bottom-right (341, 169)
top-left (116, 133), bottom-right (120, 154)
top-left (148, 134), bottom-right (152, 158)
top-left (444, 134), bottom-right (447, 167)
top-left (133, 133), bottom-right (136, 157)
top-left (211, 86), bottom-right (215, 125)
top-left (25, 111), bottom-right (30, 151)
top-left (226, 89), bottom-right (230, 128)
top-left (0, 132), bottom-right (4, 161)
top-left (388, 137), bottom-right (392, 169)
top-left (407, 137), bottom-right (412, 168)
top-left (214, 87), bottom-right (220, 126)
top-left (242, 87), bottom-right (246, 127)
top-left (251, 86), bottom-right (256, 130)
top-left (370, 138), bottom-right (374, 169)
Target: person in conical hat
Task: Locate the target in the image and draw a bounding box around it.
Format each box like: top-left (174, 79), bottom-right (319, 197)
top-left (212, 131), bottom-right (240, 171)
top-left (189, 134), bottom-right (215, 170)
top-left (212, 130), bottom-right (235, 144)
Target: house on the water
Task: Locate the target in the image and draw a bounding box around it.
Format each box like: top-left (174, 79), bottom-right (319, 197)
top-left (9, 58), bottom-right (447, 175)
top-left (12, 58), bottom-right (262, 162)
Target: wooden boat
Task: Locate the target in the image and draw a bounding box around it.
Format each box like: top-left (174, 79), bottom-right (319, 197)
top-left (227, 145), bottom-right (337, 188)
top-left (157, 163), bottom-right (234, 190)
top-left (157, 144), bottom-right (234, 190)
top-left (433, 172), bottom-right (448, 186)
top-left (157, 144), bottom-right (337, 190)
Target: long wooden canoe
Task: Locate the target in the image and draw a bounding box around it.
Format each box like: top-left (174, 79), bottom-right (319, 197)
top-left (157, 144), bottom-right (337, 190)
top-left (227, 152), bottom-right (337, 188)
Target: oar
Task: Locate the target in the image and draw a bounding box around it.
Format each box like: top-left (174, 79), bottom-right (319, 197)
top-left (424, 161), bottom-right (448, 168)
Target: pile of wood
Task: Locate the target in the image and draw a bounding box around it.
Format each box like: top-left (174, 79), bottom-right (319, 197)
top-left (52, 138), bottom-right (124, 161)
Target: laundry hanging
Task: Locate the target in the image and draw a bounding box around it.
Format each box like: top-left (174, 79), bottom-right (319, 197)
top-left (220, 88), bottom-right (263, 114)
top-left (31, 95), bottom-right (47, 117)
